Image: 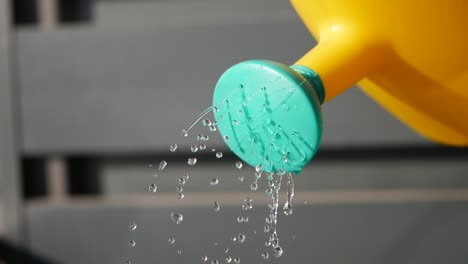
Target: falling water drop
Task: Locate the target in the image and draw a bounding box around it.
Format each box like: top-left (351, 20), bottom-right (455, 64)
top-left (178, 177), bottom-right (186, 185)
top-left (159, 160), bottom-right (167, 170)
top-left (216, 152), bottom-right (223, 158)
top-left (210, 178), bottom-right (219, 186)
top-left (273, 246), bottom-right (283, 258)
top-left (170, 212), bottom-right (184, 224)
top-left (213, 201), bottom-right (220, 212)
top-left (191, 145), bottom-right (199, 152)
top-left (237, 216), bottom-right (244, 223)
top-left (129, 222), bottom-right (137, 231)
top-left (148, 184), bottom-right (157, 193)
top-left (202, 119), bottom-right (212, 127)
top-left (250, 182), bottom-right (258, 191)
top-left (128, 240), bottom-right (136, 247)
top-left (188, 157), bottom-right (198, 165)
top-left (168, 237), bottom-right (175, 244)
top-left (235, 161), bottom-right (243, 169)
top-left (283, 202), bottom-right (293, 216)
top-left (169, 144), bottom-right (178, 152)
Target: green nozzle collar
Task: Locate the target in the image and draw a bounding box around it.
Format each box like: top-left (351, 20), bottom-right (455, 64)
top-left (291, 65), bottom-right (325, 104)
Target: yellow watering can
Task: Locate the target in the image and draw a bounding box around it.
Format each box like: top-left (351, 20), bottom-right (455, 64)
top-left (212, 0), bottom-right (468, 173)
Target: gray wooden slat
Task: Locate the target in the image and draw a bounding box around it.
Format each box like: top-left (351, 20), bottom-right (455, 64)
top-left (18, 0), bottom-right (423, 154)
top-left (0, 0), bottom-right (24, 243)
top-left (25, 198), bottom-right (468, 264)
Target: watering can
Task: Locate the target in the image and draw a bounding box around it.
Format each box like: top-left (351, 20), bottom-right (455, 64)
top-left (212, 0), bottom-right (468, 173)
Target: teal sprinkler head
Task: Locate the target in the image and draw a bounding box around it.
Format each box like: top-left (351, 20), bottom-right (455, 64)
top-left (212, 60), bottom-right (325, 174)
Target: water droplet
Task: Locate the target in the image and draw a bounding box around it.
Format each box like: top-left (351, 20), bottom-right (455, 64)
top-left (265, 240), bottom-right (271, 247)
top-left (188, 157), bottom-right (197, 166)
top-left (148, 164), bottom-right (153, 168)
top-left (265, 187), bottom-right (273, 195)
top-left (183, 173), bottom-right (189, 180)
top-left (176, 186), bottom-right (183, 193)
top-left (237, 216), bottom-right (244, 223)
top-left (238, 176), bottom-right (244, 182)
top-left (224, 248), bottom-right (229, 253)
top-left (202, 119), bottom-right (212, 127)
top-left (170, 212), bottom-right (183, 224)
top-left (178, 193), bottom-right (184, 199)
top-left (273, 246), bottom-right (283, 258)
top-left (197, 134), bottom-right (203, 140)
top-left (191, 145), bottom-right (199, 152)
top-left (261, 252), bottom-right (269, 259)
top-left (209, 124), bottom-right (217, 131)
top-left (169, 144), bottom-right (178, 152)
top-left (159, 160), bottom-right (167, 170)
top-left (178, 177), bottom-right (186, 185)
top-left (238, 109), bottom-right (243, 115)
top-left (212, 148), bottom-right (216, 152)
top-left (250, 182), bottom-right (258, 191)
top-left (283, 202), bottom-right (293, 215)
top-left (213, 201), bottom-right (220, 212)
top-left (202, 256), bottom-right (208, 262)
top-left (261, 86), bottom-right (266, 91)
top-left (214, 106), bottom-right (219, 112)
top-left (265, 217), bottom-right (272, 224)
top-left (211, 259), bottom-right (219, 264)
top-left (168, 237), bottom-right (175, 244)
top-left (267, 180), bottom-right (274, 187)
top-left (255, 164), bottom-right (264, 173)
top-left (177, 249), bottom-right (182, 255)
top-left (129, 222), bottom-right (137, 231)
top-left (244, 216), bottom-right (249, 222)
top-left (126, 260), bottom-right (132, 264)
top-left (216, 152), bottom-right (223, 158)
top-left (264, 225), bottom-right (270, 232)
top-left (181, 130), bottom-right (188, 137)
top-left (153, 172), bottom-right (158, 178)
top-left (232, 120), bottom-right (239, 125)
top-left (231, 235), bottom-right (237, 242)
top-left (277, 169), bottom-right (285, 176)
top-left (225, 255), bottom-right (232, 263)
top-left (148, 183), bottom-right (158, 193)
top-left (239, 84), bottom-right (244, 89)
top-left (282, 104), bottom-right (290, 111)
top-left (223, 135), bottom-right (230, 141)
top-left (128, 240), bottom-right (136, 247)
top-left (253, 230), bottom-right (257, 234)
top-left (233, 257), bottom-right (240, 264)
top-left (199, 144), bottom-right (207, 150)
top-left (210, 178), bottom-right (219, 186)
top-left (235, 161), bottom-right (243, 169)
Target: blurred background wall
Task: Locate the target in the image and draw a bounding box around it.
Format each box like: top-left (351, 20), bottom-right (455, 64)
top-left (1, 0), bottom-right (468, 263)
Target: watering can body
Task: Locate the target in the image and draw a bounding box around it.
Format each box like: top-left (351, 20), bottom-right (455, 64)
top-left (293, 0), bottom-right (468, 145)
top-left (213, 0), bottom-right (468, 173)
